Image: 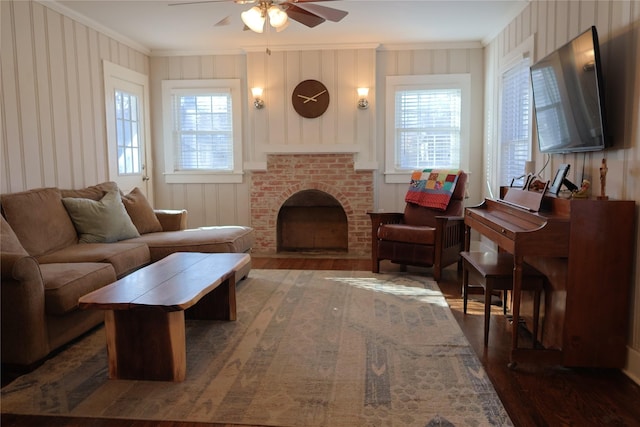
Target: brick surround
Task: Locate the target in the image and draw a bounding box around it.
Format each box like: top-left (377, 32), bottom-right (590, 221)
top-left (250, 154), bottom-right (373, 256)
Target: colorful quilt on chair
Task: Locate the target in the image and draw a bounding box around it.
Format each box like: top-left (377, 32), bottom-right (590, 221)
top-left (405, 169), bottom-right (461, 210)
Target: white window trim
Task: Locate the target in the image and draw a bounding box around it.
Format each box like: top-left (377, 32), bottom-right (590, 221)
top-left (384, 74), bottom-right (471, 184)
top-left (161, 79), bottom-right (243, 184)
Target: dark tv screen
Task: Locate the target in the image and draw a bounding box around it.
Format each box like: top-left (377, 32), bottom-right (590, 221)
top-left (530, 26), bottom-right (608, 154)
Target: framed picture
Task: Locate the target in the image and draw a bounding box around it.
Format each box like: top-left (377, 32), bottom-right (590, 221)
top-left (548, 163), bottom-right (571, 195)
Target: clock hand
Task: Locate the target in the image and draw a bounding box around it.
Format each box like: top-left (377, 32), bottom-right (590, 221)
top-left (297, 94), bottom-right (317, 103)
top-left (303, 89), bottom-right (327, 103)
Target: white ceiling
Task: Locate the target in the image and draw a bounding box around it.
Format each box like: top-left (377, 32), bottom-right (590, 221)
top-left (51, 0), bottom-right (529, 55)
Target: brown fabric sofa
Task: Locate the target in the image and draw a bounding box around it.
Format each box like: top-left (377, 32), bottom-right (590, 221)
top-left (0, 182), bottom-right (254, 368)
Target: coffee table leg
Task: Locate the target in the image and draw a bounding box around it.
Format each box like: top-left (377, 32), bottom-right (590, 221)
top-left (104, 309), bottom-right (186, 381)
top-left (186, 272), bottom-right (237, 321)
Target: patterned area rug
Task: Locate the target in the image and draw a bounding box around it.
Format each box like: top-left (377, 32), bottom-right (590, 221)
top-left (1, 269), bottom-right (512, 426)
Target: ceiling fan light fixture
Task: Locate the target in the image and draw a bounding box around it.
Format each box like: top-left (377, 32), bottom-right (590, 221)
top-left (275, 19), bottom-right (290, 32)
top-left (267, 5), bottom-right (288, 29)
top-left (241, 6), bottom-right (265, 33)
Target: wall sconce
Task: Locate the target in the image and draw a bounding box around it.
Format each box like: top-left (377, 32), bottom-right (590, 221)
top-left (357, 87), bottom-right (369, 110)
top-left (251, 87), bottom-right (264, 109)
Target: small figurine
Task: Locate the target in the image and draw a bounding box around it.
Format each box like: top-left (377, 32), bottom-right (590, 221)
top-left (598, 158), bottom-right (608, 200)
top-left (528, 179), bottom-right (547, 191)
top-left (572, 179), bottom-right (590, 199)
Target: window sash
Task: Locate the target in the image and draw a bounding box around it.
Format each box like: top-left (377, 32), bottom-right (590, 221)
top-left (499, 57), bottom-right (531, 186)
top-left (114, 90), bottom-right (141, 175)
top-left (172, 91), bottom-right (234, 171)
top-left (394, 88), bottom-right (462, 170)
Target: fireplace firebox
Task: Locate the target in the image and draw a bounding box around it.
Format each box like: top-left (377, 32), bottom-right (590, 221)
top-left (277, 190), bottom-right (348, 253)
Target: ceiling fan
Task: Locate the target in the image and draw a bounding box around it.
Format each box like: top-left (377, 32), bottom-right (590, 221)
top-left (168, 0), bottom-right (348, 34)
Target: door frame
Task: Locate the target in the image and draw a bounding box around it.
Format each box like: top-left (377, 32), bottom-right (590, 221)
top-left (103, 60), bottom-right (154, 205)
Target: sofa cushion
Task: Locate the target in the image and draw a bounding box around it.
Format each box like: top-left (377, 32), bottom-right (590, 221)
top-left (41, 262), bottom-right (116, 315)
top-left (377, 223), bottom-right (436, 245)
top-left (0, 187), bottom-right (78, 256)
top-left (121, 187), bottom-right (163, 234)
top-left (60, 181), bottom-right (119, 201)
top-left (124, 226), bottom-right (255, 262)
top-left (62, 190), bottom-right (140, 243)
top-left (37, 242), bottom-right (150, 278)
top-left (1, 216), bottom-right (28, 256)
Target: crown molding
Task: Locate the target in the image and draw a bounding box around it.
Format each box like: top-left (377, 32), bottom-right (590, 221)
top-left (243, 43), bottom-right (381, 53)
top-left (37, 1), bottom-right (151, 55)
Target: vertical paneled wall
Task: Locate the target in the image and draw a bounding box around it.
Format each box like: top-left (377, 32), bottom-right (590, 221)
top-left (484, 0), bottom-right (640, 382)
top-left (374, 46), bottom-right (486, 211)
top-left (150, 47), bottom-right (376, 228)
top-left (0, 1), bottom-right (148, 194)
top-left (149, 55), bottom-right (252, 227)
top-left (245, 48), bottom-right (376, 169)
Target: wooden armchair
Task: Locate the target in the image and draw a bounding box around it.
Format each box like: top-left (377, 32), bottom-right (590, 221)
top-left (368, 172), bottom-right (467, 281)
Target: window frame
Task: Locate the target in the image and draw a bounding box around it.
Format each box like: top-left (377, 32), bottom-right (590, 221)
top-left (489, 35), bottom-right (536, 195)
top-left (103, 61), bottom-right (153, 202)
top-left (385, 74), bottom-right (471, 184)
top-left (161, 79), bottom-right (243, 184)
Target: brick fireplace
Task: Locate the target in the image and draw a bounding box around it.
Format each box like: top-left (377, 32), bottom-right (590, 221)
top-left (250, 154), bottom-right (373, 256)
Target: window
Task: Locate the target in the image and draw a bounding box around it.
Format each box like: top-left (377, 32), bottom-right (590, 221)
top-left (499, 57), bottom-right (532, 186)
top-left (162, 79), bottom-right (243, 184)
top-left (114, 90), bottom-right (141, 175)
top-left (385, 74), bottom-right (470, 184)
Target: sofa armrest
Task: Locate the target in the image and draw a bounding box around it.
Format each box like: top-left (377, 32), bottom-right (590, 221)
top-left (154, 209), bottom-right (188, 231)
top-left (1, 253), bottom-right (49, 366)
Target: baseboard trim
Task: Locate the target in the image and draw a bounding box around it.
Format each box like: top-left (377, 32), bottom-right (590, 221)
top-left (624, 345), bottom-right (640, 386)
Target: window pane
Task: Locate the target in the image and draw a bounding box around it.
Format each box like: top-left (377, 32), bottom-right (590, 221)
top-left (174, 92), bottom-right (233, 171)
top-left (114, 90), bottom-right (142, 176)
top-left (500, 57), bottom-right (531, 186)
top-left (395, 88), bottom-right (461, 169)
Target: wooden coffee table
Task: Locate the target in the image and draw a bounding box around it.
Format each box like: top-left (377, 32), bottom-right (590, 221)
top-left (79, 252), bottom-right (251, 381)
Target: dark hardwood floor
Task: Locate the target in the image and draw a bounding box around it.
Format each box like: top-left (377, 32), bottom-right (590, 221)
top-left (3, 256), bottom-right (640, 427)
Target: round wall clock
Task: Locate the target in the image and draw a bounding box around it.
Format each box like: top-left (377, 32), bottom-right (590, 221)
top-left (292, 79), bottom-right (330, 118)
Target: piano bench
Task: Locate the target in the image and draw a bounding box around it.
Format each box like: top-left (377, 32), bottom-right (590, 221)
top-left (461, 251), bottom-right (545, 347)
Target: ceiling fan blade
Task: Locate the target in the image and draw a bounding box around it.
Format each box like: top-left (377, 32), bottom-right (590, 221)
top-left (214, 15), bottom-right (232, 26)
top-left (292, 3), bottom-right (348, 22)
top-left (284, 4), bottom-right (326, 28)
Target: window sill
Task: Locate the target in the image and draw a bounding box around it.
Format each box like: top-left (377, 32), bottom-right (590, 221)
top-left (164, 172), bottom-right (244, 184)
top-left (384, 172), bottom-right (413, 184)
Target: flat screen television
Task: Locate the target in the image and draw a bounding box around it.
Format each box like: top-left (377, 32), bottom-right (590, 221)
top-left (530, 26), bottom-right (609, 154)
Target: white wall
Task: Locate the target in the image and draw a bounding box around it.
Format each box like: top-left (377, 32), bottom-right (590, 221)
top-left (245, 48), bottom-right (377, 169)
top-left (374, 45), bottom-right (486, 211)
top-left (0, 0), bottom-right (148, 193)
top-left (148, 54), bottom-right (252, 227)
top-left (483, 0), bottom-right (640, 383)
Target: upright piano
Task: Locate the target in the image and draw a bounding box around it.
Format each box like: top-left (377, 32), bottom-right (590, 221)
top-left (464, 189), bottom-right (635, 368)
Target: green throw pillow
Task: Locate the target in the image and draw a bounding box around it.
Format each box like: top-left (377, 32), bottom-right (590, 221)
top-left (62, 190), bottom-right (140, 243)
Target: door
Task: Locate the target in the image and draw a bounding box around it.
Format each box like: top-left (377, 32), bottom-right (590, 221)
top-left (103, 61), bottom-right (153, 202)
